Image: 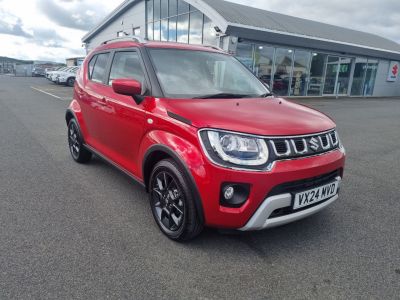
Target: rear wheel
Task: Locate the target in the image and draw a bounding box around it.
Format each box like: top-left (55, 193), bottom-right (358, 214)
top-left (149, 159), bottom-right (203, 241)
top-left (68, 119), bottom-right (92, 163)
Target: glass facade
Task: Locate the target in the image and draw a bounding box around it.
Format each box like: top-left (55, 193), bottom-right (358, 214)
top-left (291, 50), bottom-right (311, 96)
top-left (145, 1), bottom-right (381, 97)
top-left (234, 42), bottom-right (379, 97)
top-left (146, 0), bottom-right (217, 45)
top-left (254, 45), bottom-right (274, 88)
top-left (273, 48), bottom-right (293, 96)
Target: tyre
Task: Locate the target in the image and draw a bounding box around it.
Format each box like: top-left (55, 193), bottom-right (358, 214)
top-left (149, 159), bottom-right (203, 241)
top-left (67, 118), bottom-right (92, 163)
top-left (67, 77), bottom-right (75, 87)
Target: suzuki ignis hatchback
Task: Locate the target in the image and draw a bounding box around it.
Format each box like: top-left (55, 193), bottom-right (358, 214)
top-left (66, 38), bottom-right (345, 241)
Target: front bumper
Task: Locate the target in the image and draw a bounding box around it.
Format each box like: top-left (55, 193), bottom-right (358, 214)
top-left (194, 148), bottom-right (345, 229)
top-left (239, 177), bottom-right (341, 231)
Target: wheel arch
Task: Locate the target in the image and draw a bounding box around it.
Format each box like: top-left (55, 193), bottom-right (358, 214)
top-left (143, 144), bottom-right (205, 223)
top-left (65, 108), bottom-right (75, 125)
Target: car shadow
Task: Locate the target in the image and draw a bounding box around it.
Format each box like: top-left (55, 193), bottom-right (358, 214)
top-left (85, 155), bottom-right (337, 258)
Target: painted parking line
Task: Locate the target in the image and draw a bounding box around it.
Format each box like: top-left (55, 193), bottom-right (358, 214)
top-left (31, 86), bottom-right (63, 100)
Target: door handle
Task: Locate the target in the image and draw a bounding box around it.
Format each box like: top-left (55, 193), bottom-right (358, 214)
top-left (99, 97), bottom-right (108, 105)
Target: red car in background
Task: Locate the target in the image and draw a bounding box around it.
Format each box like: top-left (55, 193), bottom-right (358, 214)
top-left (66, 38), bottom-right (346, 241)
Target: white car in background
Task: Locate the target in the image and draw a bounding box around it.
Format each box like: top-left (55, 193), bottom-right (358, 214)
top-left (55, 67), bottom-right (79, 87)
top-left (46, 66), bottom-right (66, 80)
top-left (50, 67), bottom-right (73, 82)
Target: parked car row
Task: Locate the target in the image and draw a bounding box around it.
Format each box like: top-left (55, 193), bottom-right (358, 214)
top-left (46, 66), bottom-right (79, 87)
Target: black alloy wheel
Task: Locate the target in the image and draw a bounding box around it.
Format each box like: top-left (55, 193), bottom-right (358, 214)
top-left (149, 159), bottom-right (203, 241)
top-left (151, 170), bottom-right (185, 232)
top-left (67, 119), bottom-right (92, 163)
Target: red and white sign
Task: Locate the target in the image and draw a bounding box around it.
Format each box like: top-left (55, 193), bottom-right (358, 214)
top-left (387, 61), bottom-right (399, 82)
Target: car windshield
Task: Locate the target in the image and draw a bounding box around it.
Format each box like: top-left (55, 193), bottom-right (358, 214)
top-left (148, 48), bottom-right (269, 99)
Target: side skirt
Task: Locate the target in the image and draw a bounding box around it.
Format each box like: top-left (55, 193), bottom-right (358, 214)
top-left (84, 144), bottom-right (146, 189)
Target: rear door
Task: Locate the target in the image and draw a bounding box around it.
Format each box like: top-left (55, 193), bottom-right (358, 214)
top-left (79, 51), bottom-right (113, 155)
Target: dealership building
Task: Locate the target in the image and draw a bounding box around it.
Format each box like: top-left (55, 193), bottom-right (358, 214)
top-left (82, 0), bottom-right (400, 97)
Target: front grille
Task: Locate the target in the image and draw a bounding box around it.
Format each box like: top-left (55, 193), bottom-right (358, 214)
top-left (294, 140), bottom-right (305, 152)
top-left (268, 130), bottom-right (339, 160)
top-left (273, 140), bottom-right (289, 155)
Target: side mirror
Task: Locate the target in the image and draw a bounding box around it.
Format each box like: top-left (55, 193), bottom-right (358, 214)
top-left (112, 78), bottom-right (144, 104)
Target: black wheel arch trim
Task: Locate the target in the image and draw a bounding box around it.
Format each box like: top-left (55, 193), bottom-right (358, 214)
top-left (143, 144), bottom-right (205, 223)
top-left (65, 109), bottom-right (86, 145)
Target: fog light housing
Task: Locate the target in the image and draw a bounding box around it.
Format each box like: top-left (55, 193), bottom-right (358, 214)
top-left (220, 183), bottom-right (250, 208)
top-left (224, 186), bottom-right (235, 200)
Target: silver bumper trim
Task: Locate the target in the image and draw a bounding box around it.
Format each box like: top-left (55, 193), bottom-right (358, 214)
top-left (239, 177), bottom-right (341, 231)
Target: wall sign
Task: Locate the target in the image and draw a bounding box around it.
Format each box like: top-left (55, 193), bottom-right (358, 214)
top-left (387, 61), bottom-right (399, 82)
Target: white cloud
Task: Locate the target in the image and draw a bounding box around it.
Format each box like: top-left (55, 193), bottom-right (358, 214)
top-left (0, 0), bottom-right (122, 62)
top-left (0, 0), bottom-right (399, 62)
top-left (229, 0), bottom-right (400, 44)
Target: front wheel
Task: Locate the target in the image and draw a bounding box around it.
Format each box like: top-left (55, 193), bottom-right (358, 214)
top-left (149, 159), bottom-right (203, 241)
top-left (68, 119), bottom-right (92, 163)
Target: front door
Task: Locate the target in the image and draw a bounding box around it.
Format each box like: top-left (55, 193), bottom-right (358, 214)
top-left (98, 50), bottom-right (148, 175)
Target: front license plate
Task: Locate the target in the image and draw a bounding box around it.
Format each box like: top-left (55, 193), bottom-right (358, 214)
top-left (293, 181), bottom-right (339, 210)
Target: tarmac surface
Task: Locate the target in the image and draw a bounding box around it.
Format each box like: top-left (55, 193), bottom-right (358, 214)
top-left (0, 75), bottom-right (399, 299)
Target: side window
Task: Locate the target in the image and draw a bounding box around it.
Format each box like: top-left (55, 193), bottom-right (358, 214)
top-left (108, 51), bottom-right (145, 85)
top-left (88, 55), bottom-right (97, 79)
top-left (91, 53), bottom-right (110, 83)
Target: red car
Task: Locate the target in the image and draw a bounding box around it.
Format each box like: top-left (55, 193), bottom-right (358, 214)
top-left (66, 37), bottom-right (346, 241)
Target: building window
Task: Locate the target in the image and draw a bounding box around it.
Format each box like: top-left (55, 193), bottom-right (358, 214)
top-left (117, 31), bottom-right (125, 37)
top-left (161, 19), bottom-right (168, 41)
top-left (169, 0), bottom-right (177, 17)
top-left (364, 60), bottom-right (378, 96)
top-left (145, 0), bottom-right (215, 45)
top-left (168, 17), bottom-right (177, 42)
top-left (189, 11), bottom-right (203, 44)
top-left (147, 0), bottom-right (153, 23)
top-left (133, 27), bottom-right (141, 36)
top-left (153, 21), bottom-right (161, 40)
top-left (236, 43), bottom-right (254, 71)
top-left (177, 13), bottom-right (189, 43)
top-left (147, 22), bottom-right (154, 40)
top-left (153, 0), bottom-right (161, 21)
top-left (254, 45), bottom-right (274, 88)
top-left (203, 16), bottom-right (217, 46)
top-left (308, 53), bottom-right (327, 96)
top-left (290, 50), bottom-right (311, 96)
top-left (351, 58), bottom-right (368, 96)
top-left (273, 48), bottom-right (293, 96)
top-left (161, 0), bottom-right (168, 19)
top-left (177, 0), bottom-right (189, 14)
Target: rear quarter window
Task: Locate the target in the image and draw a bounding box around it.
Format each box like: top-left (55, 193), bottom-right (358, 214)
top-left (90, 53), bottom-right (110, 83)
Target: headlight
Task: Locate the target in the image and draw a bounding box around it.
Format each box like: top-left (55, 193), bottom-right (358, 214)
top-left (200, 130), bottom-right (269, 167)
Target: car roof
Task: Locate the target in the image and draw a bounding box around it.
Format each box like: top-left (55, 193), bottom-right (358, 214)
top-left (92, 40), bottom-right (226, 55)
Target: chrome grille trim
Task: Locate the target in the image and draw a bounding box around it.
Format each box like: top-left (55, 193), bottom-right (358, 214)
top-left (291, 139), bottom-right (308, 154)
top-left (267, 130), bottom-right (339, 159)
top-left (329, 131), bottom-right (339, 147)
top-left (319, 134), bottom-right (331, 150)
top-left (269, 140), bottom-right (291, 157)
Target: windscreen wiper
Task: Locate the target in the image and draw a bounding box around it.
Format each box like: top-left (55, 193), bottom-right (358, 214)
top-left (193, 93), bottom-right (250, 99)
top-left (259, 93), bottom-right (274, 98)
